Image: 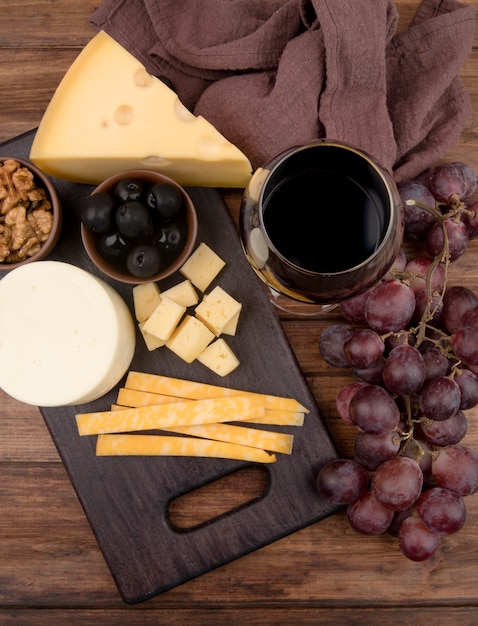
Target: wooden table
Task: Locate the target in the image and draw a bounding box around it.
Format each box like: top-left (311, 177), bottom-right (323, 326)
top-left (1, 1), bottom-right (477, 623)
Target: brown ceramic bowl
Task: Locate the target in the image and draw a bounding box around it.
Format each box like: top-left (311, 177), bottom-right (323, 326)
top-left (81, 170), bottom-right (198, 285)
top-left (0, 157), bottom-right (62, 272)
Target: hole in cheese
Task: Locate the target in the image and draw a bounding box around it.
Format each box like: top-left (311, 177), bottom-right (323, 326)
top-left (195, 135), bottom-right (223, 159)
top-left (168, 466), bottom-right (270, 531)
top-left (134, 68), bottom-right (153, 88)
top-left (143, 155), bottom-right (173, 167)
top-left (114, 104), bottom-right (134, 125)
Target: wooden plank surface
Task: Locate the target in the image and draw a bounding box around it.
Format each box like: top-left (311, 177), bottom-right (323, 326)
top-left (1, 0), bottom-right (478, 622)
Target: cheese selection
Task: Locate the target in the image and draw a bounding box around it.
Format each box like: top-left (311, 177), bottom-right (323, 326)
top-left (1, 31), bottom-right (311, 467)
top-left (0, 261), bottom-right (136, 406)
top-left (29, 30), bottom-right (253, 187)
top-left (132, 243), bottom-right (241, 376)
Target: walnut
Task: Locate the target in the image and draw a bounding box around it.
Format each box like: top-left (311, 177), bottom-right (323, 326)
top-left (28, 209), bottom-right (54, 242)
top-left (5, 206), bottom-right (37, 251)
top-left (12, 166), bottom-right (35, 192)
top-left (0, 159), bottom-right (55, 263)
top-left (7, 238), bottom-right (41, 262)
top-left (27, 186), bottom-right (52, 211)
top-left (0, 227), bottom-right (10, 262)
top-left (2, 159), bottom-right (21, 175)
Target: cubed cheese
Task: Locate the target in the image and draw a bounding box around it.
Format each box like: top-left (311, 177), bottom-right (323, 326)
top-left (161, 279), bottom-right (198, 307)
top-left (138, 321), bottom-right (166, 351)
top-left (132, 282), bottom-right (161, 322)
top-left (221, 310), bottom-right (240, 336)
top-left (195, 286), bottom-right (242, 336)
top-left (198, 338), bottom-right (240, 377)
top-left (180, 243), bottom-right (225, 292)
top-left (142, 296), bottom-right (186, 341)
top-left (166, 315), bottom-right (215, 363)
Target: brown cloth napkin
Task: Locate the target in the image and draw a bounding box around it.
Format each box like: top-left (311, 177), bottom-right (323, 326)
top-left (90, 0), bottom-right (475, 183)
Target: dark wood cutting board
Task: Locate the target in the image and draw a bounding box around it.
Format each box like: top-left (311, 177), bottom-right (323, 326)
top-left (1, 130), bottom-right (339, 604)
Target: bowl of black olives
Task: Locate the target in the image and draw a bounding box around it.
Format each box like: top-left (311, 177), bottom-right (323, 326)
top-left (80, 170), bottom-right (198, 284)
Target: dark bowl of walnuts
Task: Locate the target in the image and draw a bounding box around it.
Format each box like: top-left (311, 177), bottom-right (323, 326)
top-left (0, 157), bottom-right (62, 272)
top-left (80, 170), bottom-right (198, 284)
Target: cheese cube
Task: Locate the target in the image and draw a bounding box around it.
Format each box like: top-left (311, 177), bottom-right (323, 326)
top-left (198, 338), bottom-right (240, 377)
top-left (222, 311), bottom-right (240, 336)
top-left (166, 315), bottom-right (214, 363)
top-left (180, 243), bottom-right (225, 292)
top-left (138, 321), bottom-right (166, 351)
top-left (195, 286), bottom-right (242, 336)
top-left (161, 280), bottom-right (198, 308)
top-left (142, 296), bottom-right (186, 341)
top-left (132, 282), bottom-right (162, 322)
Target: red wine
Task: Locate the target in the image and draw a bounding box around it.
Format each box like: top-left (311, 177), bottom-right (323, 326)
top-left (263, 167), bottom-right (387, 274)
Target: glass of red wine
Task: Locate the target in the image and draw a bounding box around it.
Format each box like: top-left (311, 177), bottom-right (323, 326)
top-left (240, 140), bottom-right (404, 316)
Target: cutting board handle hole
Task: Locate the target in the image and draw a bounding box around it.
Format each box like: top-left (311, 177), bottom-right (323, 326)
top-left (167, 466), bottom-right (270, 531)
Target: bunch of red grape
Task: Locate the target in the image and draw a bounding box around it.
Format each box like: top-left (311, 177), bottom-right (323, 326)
top-left (316, 161), bottom-right (478, 562)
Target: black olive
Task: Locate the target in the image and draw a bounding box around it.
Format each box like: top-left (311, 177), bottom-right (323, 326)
top-left (115, 201), bottom-right (154, 240)
top-left (146, 183), bottom-right (183, 219)
top-left (126, 244), bottom-right (161, 278)
top-left (98, 231), bottom-right (131, 260)
top-left (81, 192), bottom-right (115, 233)
top-left (157, 221), bottom-right (187, 252)
top-left (114, 178), bottom-right (145, 202)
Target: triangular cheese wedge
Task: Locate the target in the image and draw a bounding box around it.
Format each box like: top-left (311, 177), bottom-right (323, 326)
top-left (30, 31), bottom-right (252, 187)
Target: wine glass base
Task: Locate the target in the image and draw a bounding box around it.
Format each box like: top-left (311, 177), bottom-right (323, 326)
top-left (268, 288), bottom-right (338, 318)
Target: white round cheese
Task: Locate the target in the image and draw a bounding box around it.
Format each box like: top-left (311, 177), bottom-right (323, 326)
top-left (0, 261), bottom-right (136, 406)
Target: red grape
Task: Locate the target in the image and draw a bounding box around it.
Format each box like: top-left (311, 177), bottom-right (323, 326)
top-left (371, 457), bottom-right (423, 511)
top-left (349, 385), bottom-right (401, 435)
top-left (404, 257), bottom-right (445, 294)
top-left (402, 438), bottom-right (433, 476)
top-left (354, 431), bottom-right (401, 471)
top-left (427, 162), bottom-right (476, 202)
top-left (462, 304), bottom-right (478, 327)
top-left (339, 290), bottom-right (369, 324)
top-left (388, 506), bottom-right (415, 537)
top-left (397, 180), bottom-right (436, 242)
top-left (347, 491), bottom-right (394, 535)
top-left (354, 358), bottom-right (386, 385)
top-left (439, 285), bottom-right (478, 334)
top-left (316, 459), bottom-right (369, 505)
top-left (455, 368), bottom-right (478, 409)
top-left (419, 376), bottom-right (461, 421)
top-left (419, 346), bottom-right (451, 382)
top-left (365, 279), bottom-right (415, 334)
top-left (398, 517), bottom-right (440, 561)
top-left (451, 324), bottom-right (478, 366)
top-left (384, 248), bottom-right (407, 279)
top-left (336, 382), bottom-right (369, 425)
top-left (344, 328), bottom-right (384, 370)
top-left (465, 200), bottom-right (478, 235)
top-left (417, 487), bottom-right (466, 535)
top-left (426, 218), bottom-right (468, 262)
top-left (419, 410), bottom-right (467, 446)
top-left (318, 324), bottom-right (354, 368)
top-left (382, 345), bottom-right (426, 395)
top-left (431, 444), bottom-right (478, 496)
top-left (413, 289), bottom-right (443, 324)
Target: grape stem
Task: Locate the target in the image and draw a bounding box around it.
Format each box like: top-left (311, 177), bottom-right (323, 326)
top-left (404, 198), bottom-right (450, 345)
